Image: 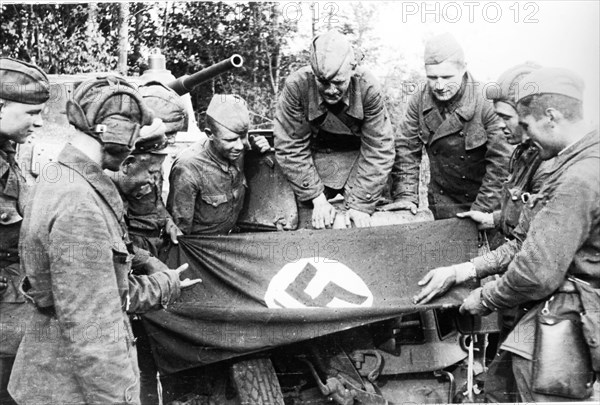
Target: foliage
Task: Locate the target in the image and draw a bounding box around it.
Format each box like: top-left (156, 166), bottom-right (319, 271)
top-left (0, 3), bottom-right (119, 73)
top-left (0, 2), bottom-right (419, 130)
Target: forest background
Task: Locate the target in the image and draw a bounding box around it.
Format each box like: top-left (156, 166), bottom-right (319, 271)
top-left (1, 1), bottom-right (598, 131)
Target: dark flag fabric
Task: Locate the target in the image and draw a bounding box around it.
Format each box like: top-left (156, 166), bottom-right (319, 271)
top-left (143, 218), bottom-right (479, 374)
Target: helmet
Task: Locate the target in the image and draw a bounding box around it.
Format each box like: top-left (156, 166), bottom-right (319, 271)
top-left (66, 75), bottom-right (153, 148)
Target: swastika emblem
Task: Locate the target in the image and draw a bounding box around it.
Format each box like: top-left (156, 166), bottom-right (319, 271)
top-left (264, 258), bottom-right (373, 308)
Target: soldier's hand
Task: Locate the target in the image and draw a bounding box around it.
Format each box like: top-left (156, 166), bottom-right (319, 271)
top-left (172, 263), bottom-right (202, 288)
top-left (249, 135), bottom-right (271, 153)
top-left (0, 277), bottom-right (8, 294)
top-left (459, 287), bottom-right (492, 316)
top-left (346, 208), bottom-right (371, 228)
top-left (413, 266), bottom-right (457, 304)
top-left (456, 211), bottom-right (495, 230)
top-left (376, 199), bottom-right (418, 215)
top-left (312, 193), bottom-right (336, 229)
top-left (165, 218), bottom-right (183, 245)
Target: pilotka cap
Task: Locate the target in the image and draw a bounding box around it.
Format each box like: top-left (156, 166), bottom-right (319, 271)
top-left (206, 94), bottom-right (249, 134)
top-left (140, 81), bottom-right (188, 135)
top-left (486, 62), bottom-right (542, 106)
top-left (515, 67), bottom-right (585, 103)
top-left (132, 118), bottom-right (168, 155)
top-left (309, 30), bottom-right (356, 80)
top-left (424, 33), bottom-right (465, 66)
top-left (0, 57), bottom-right (50, 104)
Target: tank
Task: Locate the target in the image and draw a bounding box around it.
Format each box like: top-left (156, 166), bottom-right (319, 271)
top-left (15, 52), bottom-right (497, 405)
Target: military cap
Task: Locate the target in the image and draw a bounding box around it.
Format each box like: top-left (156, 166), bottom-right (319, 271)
top-left (206, 94), bottom-right (249, 134)
top-left (309, 30), bottom-right (356, 80)
top-left (132, 118), bottom-right (168, 155)
top-left (0, 57), bottom-right (50, 104)
top-left (66, 75), bottom-right (153, 148)
top-left (424, 33), bottom-right (465, 65)
top-left (139, 81), bottom-right (188, 134)
top-left (515, 67), bottom-right (585, 103)
top-left (486, 62), bottom-right (542, 106)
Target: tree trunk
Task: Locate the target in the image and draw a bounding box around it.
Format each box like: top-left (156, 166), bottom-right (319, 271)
top-left (117, 2), bottom-right (129, 75)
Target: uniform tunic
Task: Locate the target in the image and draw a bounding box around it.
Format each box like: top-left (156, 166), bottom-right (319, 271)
top-left (274, 66), bottom-right (395, 214)
top-left (480, 130), bottom-right (599, 384)
top-left (9, 144), bottom-right (181, 404)
top-left (0, 142), bottom-right (30, 356)
top-left (168, 139), bottom-right (246, 235)
top-left (392, 72), bottom-right (513, 219)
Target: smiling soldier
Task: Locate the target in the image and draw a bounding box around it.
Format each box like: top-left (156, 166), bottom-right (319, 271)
top-left (274, 30), bottom-right (395, 229)
top-left (167, 94), bottom-right (269, 236)
top-left (382, 32), bottom-right (513, 219)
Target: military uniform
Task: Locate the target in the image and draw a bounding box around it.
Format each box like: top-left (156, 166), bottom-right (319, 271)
top-left (168, 138), bottom-right (246, 235)
top-left (9, 144), bottom-right (182, 404)
top-left (466, 68), bottom-right (600, 402)
top-left (128, 82), bottom-right (189, 257)
top-left (482, 129), bottom-right (599, 400)
top-left (0, 143), bottom-right (30, 403)
top-left (391, 72), bottom-right (513, 219)
top-left (274, 65), bottom-right (394, 214)
top-left (0, 57), bottom-right (50, 404)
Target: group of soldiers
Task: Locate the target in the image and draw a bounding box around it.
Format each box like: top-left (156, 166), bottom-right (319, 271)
top-left (0, 29), bottom-right (598, 404)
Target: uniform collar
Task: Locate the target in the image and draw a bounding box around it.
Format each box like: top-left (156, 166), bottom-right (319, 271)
top-left (422, 71), bottom-right (477, 121)
top-left (205, 138), bottom-right (235, 173)
top-left (57, 143), bottom-right (124, 221)
top-left (307, 70), bottom-right (364, 122)
top-left (0, 141), bottom-right (20, 197)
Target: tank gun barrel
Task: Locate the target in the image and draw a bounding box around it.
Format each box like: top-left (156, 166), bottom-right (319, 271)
top-left (168, 54), bottom-right (244, 95)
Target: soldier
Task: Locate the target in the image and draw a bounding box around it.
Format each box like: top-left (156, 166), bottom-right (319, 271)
top-left (168, 94), bottom-right (269, 236)
top-left (113, 81), bottom-right (191, 257)
top-left (8, 76), bottom-right (200, 404)
top-left (109, 117), bottom-right (174, 405)
top-left (0, 57), bottom-right (49, 405)
top-left (274, 30), bottom-right (395, 229)
top-left (381, 33), bottom-right (512, 219)
top-left (413, 63), bottom-right (549, 402)
top-left (414, 62), bottom-right (549, 304)
top-left (459, 67), bottom-right (598, 402)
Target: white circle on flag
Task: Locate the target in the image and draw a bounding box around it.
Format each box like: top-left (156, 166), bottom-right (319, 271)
top-left (264, 257), bottom-right (373, 309)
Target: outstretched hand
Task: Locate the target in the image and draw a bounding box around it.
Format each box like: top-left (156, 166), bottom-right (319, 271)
top-left (172, 263), bottom-right (202, 288)
top-left (413, 266), bottom-right (457, 305)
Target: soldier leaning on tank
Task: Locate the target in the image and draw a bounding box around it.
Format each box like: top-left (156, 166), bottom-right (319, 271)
top-left (109, 118), bottom-right (174, 405)
top-left (112, 81), bottom-right (191, 257)
top-left (457, 68), bottom-right (599, 402)
top-left (380, 33), bottom-right (513, 220)
top-left (8, 75), bottom-right (200, 404)
top-left (0, 57), bottom-right (49, 405)
top-left (274, 30), bottom-right (395, 230)
top-left (167, 94), bottom-right (269, 236)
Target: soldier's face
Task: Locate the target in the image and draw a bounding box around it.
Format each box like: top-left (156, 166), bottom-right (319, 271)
top-left (0, 101), bottom-right (45, 144)
top-left (212, 126), bottom-right (246, 163)
top-left (119, 154), bottom-right (165, 198)
top-left (425, 61), bottom-right (466, 101)
top-left (102, 143), bottom-right (134, 171)
top-left (316, 71), bottom-right (352, 105)
top-left (517, 112), bottom-right (559, 160)
top-left (494, 101), bottom-right (524, 145)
